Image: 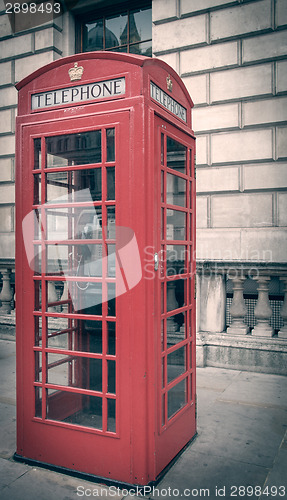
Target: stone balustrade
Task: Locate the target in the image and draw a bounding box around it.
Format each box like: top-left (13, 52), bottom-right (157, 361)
top-left (196, 261), bottom-right (287, 338)
top-left (1, 260), bottom-right (287, 335)
top-left (1, 259), bottom-right (287, 373)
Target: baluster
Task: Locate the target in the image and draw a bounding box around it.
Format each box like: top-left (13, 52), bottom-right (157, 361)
top-left (252, 276), bottom-right (273, 337)
top-left (0, 269), bottom-right (13, 314)
top-left (278, 278), bottom-right (287, 339)
top-left (227, 276), bottom-right (248, 335)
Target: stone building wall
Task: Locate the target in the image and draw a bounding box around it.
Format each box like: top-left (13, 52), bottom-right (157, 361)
top-left (0, 0), bottom-right (74, 258)
top-left (153, 0), bottom-right (287, 263)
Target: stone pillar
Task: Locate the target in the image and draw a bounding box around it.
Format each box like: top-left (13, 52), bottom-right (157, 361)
top-left (252, 276), bottom-right (273, 337)
top-left (200, 273), bottom-right (226, 333)
top-left (0, 269), bottom-right (13, 314)
top-left (278, 278), bottom-right (287, 339)
top-left (227, 277), bottom-right (249, 335)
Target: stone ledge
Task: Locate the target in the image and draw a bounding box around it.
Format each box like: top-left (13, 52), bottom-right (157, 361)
top-left (197, 331), bottom-right (287, 375)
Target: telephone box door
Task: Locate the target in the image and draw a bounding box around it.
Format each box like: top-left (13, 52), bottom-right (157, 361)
top-left (154, 116), bottom-right (196, 476)
top-left (17, 110), bottom-right (136, 482)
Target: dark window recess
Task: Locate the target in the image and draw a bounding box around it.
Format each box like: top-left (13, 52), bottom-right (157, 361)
top-left (76, 2), bottom-right (152, 57)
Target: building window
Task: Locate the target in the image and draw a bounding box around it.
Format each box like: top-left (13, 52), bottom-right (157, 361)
top-left (76, 2), bottom-right (152, 57)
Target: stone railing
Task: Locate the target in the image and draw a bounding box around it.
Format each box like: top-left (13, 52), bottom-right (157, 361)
top-left (196, 261), bottom-right (287, 338)
top-left (1, 260), bottom-right (287, 336)
top-left (0, 260), bottom-right (15, 315)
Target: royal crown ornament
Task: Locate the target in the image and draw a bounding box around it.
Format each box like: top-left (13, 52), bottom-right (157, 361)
top-left (166, 74), bottom-right (173, 92)
top-left (68, 62), bottom-right (84, 82)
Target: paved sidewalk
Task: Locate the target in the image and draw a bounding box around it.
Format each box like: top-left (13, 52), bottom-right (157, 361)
top-left (0, 338), bottom-right (286, 500)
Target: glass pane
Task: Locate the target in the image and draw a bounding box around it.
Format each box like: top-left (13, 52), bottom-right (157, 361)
top-left (46, 207), bottom-right (102, 241)
top-left (107, 322), bottom-right (116, 355)
top-left (166, 245), bottom-right (187, 276)
top-left (167, 137), bottom-right (186, 174)
top-left (107, 167), bottom-right (115, 200)
top-left (76, 207), bottom-right (102, 240)
top-left (84, 20), bottom-right (104, 51)
top-left (76, 283), bottom-right (102, 316)
top-left (47, 318), bottom-right (102, 354)
top-left (46, 131), bottom-right (101, 168)
top-left (46, 208), bottom-right (69, 240)
top-left (47, 317), bottom-right (74, 349)
top-left (47, 389), bottom-right (102, 430)
top-left (162, 393), bottom-right (166, 426)
top-left (166, 173), bottom-right (186, 207)
top-left (130, 7), bottom-right (152, 42)
top-left (46, 169), bottom-right (101, 203)
top-left (166, 279), bottom-right (185, 313)
top-left (167, 313), bottom-right (185, 346)
top-left (34, 138), bottom-right (41, 170)
top-left (107, 206), bottom-right (116, 239)
top-left (35, 351), bottom-right (42, 382)
top-left (108, 360), bottom-right (116, 394)
top-left (34, 316), bottom-right (42, 346)
top-left (34, 174), bottom-right (41, 204)
top-left (161, 134), bottom-right (164, 165)
top-left (106, 13), bottom-right (128, 47)
top-left (33, 245), bottom-right (41, 275)
top-left (162, 357), bottom-right (165, 387)
top-left (167, 346), bottom-right (186, 383)
top-left (161, 319), bottom-right (165, 351)
top-left (34, 280), bottom-right (42, 311)
top-left (168, 378), bottom-right (187, 419)
top-left (166, 209), bottom-right (186, 240)
top-left (161, 171), bottom-right (164, 202)
top-left (34, 209), bottom-right (41, 240)
top-left (107, 283), bottom-right (116, 317)
top-left (106, 128), bottom-right (115, 162)
top-left (107, 399), bottom-right (116, 432)
top-left (47, 353), bottom-right (102, 392)
top-left (80, 320), bottom-right (102, 353)
top-left (46, 243), bottom-right (102, 277)
top-left (129, 41), bottom-right (152, 57)
top-left (35, 387), bottom-right (42, 418)
top-left (107, 244), bottom-right (116, 277)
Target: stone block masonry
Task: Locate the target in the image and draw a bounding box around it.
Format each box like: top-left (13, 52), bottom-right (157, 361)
top-left (0, 4), bottom-right (74, 259)
top-left (153, 0), bottom-right (287, 263)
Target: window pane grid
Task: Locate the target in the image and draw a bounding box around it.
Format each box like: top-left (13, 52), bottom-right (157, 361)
top-left (160, 131), bottom-right (194, 431)
top-left (33, 126), bottom-right (118, 435)
top-left (80, 5), bottom-right (152, 57)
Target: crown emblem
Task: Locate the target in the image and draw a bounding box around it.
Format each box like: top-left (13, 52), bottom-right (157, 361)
top-left (68, 62), bottom-right (84, 82)
top-left (166, 74), bottom-right (173, 92)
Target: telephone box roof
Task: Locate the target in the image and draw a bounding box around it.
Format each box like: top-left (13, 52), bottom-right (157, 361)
top-left (15, 51), bottom-right (193, 108)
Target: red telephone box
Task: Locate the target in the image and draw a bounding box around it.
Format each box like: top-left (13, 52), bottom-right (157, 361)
top-left (15, 52), bottom-right (196, 486)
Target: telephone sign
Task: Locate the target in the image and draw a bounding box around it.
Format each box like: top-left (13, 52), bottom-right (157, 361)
top-left (15, 52), bottom-right (196, 486)
top-left (31, 77), bottom-right (126, 110)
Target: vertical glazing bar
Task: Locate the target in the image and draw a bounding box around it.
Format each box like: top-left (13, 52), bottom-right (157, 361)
top-left (102, 127), bottom-right (108, 432)
top-left (40, 136), bottom-right (47, 419)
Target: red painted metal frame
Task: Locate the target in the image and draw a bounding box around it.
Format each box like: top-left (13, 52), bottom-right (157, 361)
top-left (15, 52), bottom-right (196, 486)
